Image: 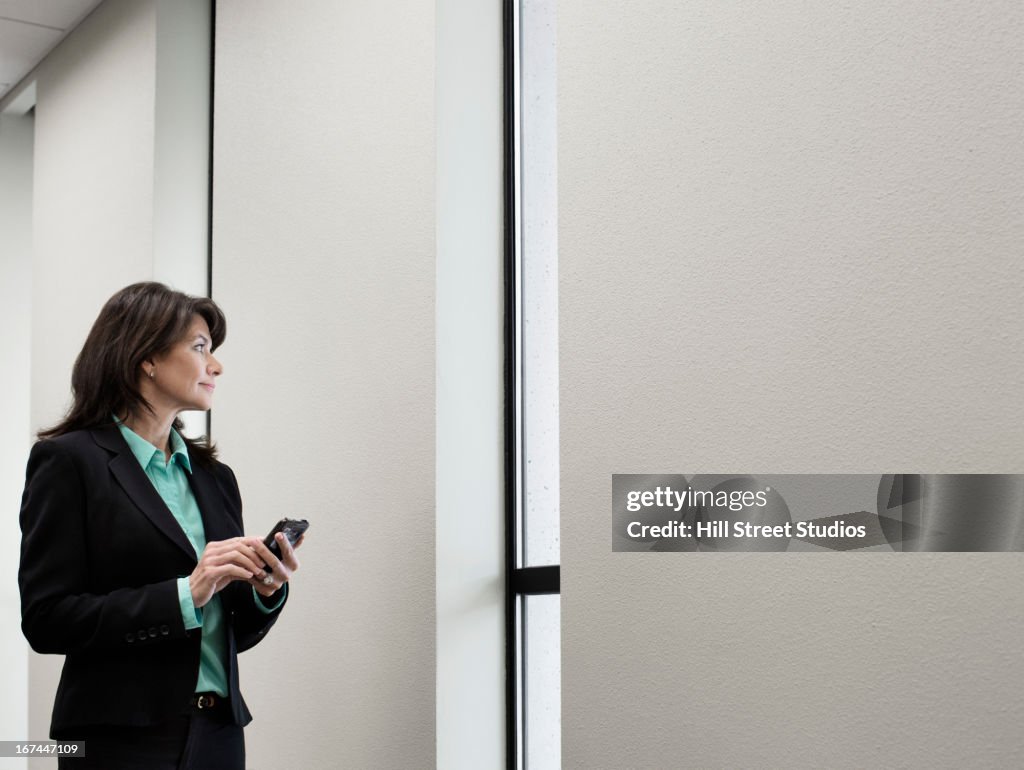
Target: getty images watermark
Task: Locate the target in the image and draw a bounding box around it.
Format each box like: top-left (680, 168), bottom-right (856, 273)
top-left (612, 474), bottom-right (1024, 552)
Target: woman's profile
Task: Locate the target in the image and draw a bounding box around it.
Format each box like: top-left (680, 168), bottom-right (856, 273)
top-left (18, 281), bottom-right (303, 770)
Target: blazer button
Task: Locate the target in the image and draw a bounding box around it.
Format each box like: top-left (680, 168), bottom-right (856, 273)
top-left (125, 633), bottom-right (134, 644)
top-left (160, 625), bottom-right (170, 636)
top-left (148, 627), bottom-right (158, 638)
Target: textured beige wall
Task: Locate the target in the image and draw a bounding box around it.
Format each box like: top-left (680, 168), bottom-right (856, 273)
top-left (211, 1), bottom-right (435, 767)
top-left (559, 2), bottom-right (1024, 768)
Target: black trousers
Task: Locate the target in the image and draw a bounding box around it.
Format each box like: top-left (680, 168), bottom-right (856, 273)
top-left (56, 709), bottom-right (244, 770)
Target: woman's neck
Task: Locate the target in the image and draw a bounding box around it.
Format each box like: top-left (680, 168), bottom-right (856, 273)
top-left (121, 410), bottom-right (176, 460)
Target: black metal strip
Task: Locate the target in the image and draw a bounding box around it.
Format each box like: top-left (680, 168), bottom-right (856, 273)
top-left (512, 565), bottom-right (560, 596)
top-left (206, 0), bottom-right (216, 300)
top-left (205, 0), bottom-right (217, 442)
top-left (502, 0), bottom-right (518, 766)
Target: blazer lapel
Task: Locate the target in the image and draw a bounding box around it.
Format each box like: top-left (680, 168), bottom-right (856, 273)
top-left (91, 425), bottom-right (198, 563)
top-left (188, 462), bottom-right (237, 543)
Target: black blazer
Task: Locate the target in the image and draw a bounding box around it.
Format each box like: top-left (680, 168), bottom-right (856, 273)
top-left (18, 424), bottom-right (285, 739)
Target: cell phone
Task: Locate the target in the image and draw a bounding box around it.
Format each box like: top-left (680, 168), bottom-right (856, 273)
top-left (262, 518), bottom-right (309, 572)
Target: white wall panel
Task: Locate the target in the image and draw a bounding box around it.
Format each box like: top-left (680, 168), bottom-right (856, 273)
top-left (436, 0), bottom-right (504, 766)
top-left (0, 109), bottom-right (33, 770)
top-left (29, 1), bottom-right (159, 756)
top-left (26, 1), bottom-right (209, 761)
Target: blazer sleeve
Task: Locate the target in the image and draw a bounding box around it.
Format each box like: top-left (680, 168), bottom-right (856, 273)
top-left (222, 582), bottom-right (287, 653)
top-left (217, 463), bottom-right (288, 653)
top-left (19, 440), bottom-right (188, 655)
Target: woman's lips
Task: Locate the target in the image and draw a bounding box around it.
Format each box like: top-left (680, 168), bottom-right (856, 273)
top-left (200, 383), bottom-right (215, 392)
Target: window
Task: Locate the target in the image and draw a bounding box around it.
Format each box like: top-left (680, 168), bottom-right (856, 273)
top-left (506, 1), bottom-right (560, 768)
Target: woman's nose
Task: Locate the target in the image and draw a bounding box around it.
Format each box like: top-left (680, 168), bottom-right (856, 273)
top-left (208, 354), bottom-right (223, 376)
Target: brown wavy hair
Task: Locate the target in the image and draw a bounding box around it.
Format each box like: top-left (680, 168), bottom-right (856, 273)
top-left (38, 282), bottom-right (227, 465)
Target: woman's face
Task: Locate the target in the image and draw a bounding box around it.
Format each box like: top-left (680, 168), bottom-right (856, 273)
top-left (145, 315), bottom-right (223, 414)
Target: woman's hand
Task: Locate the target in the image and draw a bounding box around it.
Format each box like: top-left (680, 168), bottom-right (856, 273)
top-left (249, 532), bottom-right (304, 598)
top-left (189, 537), bottom-right (269, 608)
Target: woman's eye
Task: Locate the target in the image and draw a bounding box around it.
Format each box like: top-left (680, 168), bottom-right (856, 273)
top-left (194, 344), bottom-right (206, 352)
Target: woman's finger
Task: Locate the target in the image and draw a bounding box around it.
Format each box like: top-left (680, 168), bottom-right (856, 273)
top-left (212, 564), bottom-right (254, 583)
top-left (211, 545), bottom-right (266, 577)
top-left (242, 536), bottom-right (285, 574)
top-left (204, 538), bottom-right (267, 577)
top-left (276, 533), bottom-right (301, 571)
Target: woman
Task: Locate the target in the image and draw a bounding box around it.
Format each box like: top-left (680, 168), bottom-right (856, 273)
top-left (18, 282), bottom-right (302, 769)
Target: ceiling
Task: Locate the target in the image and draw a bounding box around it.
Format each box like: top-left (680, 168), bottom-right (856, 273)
top-left (0, 0), bottom-right (106, 103)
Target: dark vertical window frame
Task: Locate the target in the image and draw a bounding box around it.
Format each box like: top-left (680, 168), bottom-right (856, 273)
top-left (503, 0), bottom-right (519, 764)
top-left (206, 0), bottom-right (216, 300)
top-left (505, 1), bottom-right (561, 766)
top-left (205, 0), bottom-right (216, 440)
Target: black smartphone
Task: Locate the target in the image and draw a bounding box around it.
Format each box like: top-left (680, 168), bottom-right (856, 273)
top-left (262, 518), bottom-right (309, 572)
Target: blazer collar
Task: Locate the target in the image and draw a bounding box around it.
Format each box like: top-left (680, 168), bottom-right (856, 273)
top-left (90, 424), bottom-right (229, 562)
